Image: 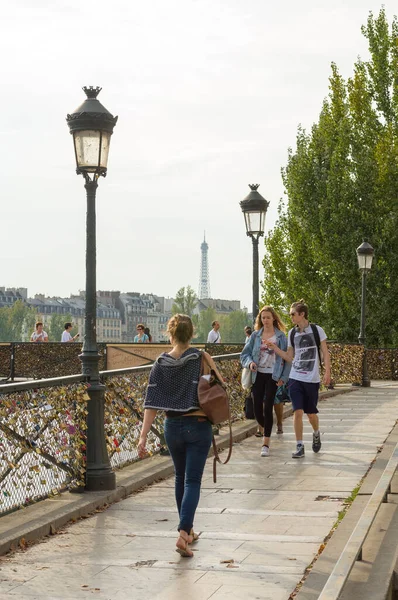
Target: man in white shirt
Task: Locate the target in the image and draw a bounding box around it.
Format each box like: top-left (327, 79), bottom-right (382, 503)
top-left (267, 300), bottom-right (331, 459)
top-left (61, 322), bottom-right (80, 342)
top-left (207, 321), bottom-right (221, 343)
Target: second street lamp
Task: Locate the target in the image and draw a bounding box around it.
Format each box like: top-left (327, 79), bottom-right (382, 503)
top-left (240, 184), bottom-right (269, 321)
top-left (356, 241), bottom-right (374, 388)
top-left (66, 87), bottom-right (118, 491)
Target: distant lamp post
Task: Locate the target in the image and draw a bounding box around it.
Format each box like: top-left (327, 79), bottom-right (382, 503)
top-left (66, 87), bottom-right (118, 491)
top-left (356, 241), bottom-right (374, 388)
top-left (240, 184), bottom-right (269, 321)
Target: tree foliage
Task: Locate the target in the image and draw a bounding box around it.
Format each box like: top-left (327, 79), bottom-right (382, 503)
top-left (193, 308), bottom-right (250, 343)
top-left (172, 286), bottom-right (197, 316)
top-left (262, 8), bottom-right (398, 346)
top-left (193, 307), bottom-right (217, 342)
top-left (49, 313), bottom-right (77, 342)
top-left (0, 301), bottom-right (36, 342)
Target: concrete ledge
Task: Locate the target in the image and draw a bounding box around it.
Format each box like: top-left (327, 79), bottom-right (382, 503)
top-left (0, 386), bottom-right (357, 556)
top-left (339, 503), bottom-right (398, 600)
top-left (295, 420), bottom-right (398, 599)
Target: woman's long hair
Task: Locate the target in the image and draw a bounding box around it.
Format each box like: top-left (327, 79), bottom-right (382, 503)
top-left (254, 305), bottom-right (286, 333)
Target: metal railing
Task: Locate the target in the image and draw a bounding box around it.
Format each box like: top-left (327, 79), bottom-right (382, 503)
top-left (0, 353), bottom-right (242, 515)
top-left (318, 443), bottom-right (398, 599)
top-left (0, 342), bottom-right (244, 382)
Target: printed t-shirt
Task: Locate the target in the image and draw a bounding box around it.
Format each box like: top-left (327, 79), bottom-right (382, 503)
top-left (257, 334), bottom-right (277, 373)
top-left (287, 325), bottom-right (326, 383)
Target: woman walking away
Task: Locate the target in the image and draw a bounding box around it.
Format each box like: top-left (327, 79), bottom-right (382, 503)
top-left (240, 306), bottom-right (290, 456)
top-left (137, 314), bottom-right (223, 558)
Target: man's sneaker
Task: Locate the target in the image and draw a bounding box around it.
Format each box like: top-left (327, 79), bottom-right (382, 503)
top-left (261, 445), bottom-right (270, 457)
top-left (312, 432), bottom-right (322, 453)
top-left (292, 444), bottom-right (305, 459)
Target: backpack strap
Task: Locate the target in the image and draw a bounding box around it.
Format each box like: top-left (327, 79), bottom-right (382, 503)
top-left (290, 324), bottom-right (322, 363)
top-left (212, 420), bottom-right (233, 483)
top-left (290, 328), bottom-right (296, 349)
top-left (310, 323), bottom-right (322, 363)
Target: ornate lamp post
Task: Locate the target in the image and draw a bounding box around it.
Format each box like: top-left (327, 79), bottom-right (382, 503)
top-left (66, 87), bottom-right (118, 490)
top-left (356, 241), bottom-right (374, 388)
top-left (240, 184), bottom-right (269, 321)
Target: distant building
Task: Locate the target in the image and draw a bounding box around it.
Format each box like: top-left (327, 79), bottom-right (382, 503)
top-left (28, 292), bottom-right (122, 343)
top-left (0, 287), bottom-right (28, 308)
top-left (194, 298), bottom-right (241, 315)
top-left (116, 292), bottom-right (173, 342)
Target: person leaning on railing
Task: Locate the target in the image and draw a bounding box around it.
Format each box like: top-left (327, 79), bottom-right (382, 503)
top-left (30, 322), bottom-right (48, 343)
top-left (61, 322), bottom-right (80, 342)
top-left (137, 313), bottom-right (223, 558)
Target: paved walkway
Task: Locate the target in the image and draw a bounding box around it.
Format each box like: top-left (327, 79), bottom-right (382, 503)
top-left (0, 386), bottom-right (398, 599)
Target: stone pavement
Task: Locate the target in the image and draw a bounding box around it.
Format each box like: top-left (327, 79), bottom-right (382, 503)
top-left (0, 386), bottom-right (398, 600)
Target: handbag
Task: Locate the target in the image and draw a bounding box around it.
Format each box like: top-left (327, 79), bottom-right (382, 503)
top-left (244, 393), bottom-right (255, 419)
top-left (198, 352), bottom-right (232, 483)
top-left (198, 353), bottom-right (230, 425)
top-left (274, 383), bottom-right (291, 404)
top-left (241, 367), bottom-right (252, 390)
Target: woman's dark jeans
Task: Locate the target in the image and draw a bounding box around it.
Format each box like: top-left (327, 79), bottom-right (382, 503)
top-left (164, 416), bottom-right (212, 534)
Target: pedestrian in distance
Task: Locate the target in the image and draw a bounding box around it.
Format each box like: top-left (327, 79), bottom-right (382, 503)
top-left (30, 322), bottom-right (49, 343)
top-left (134, 324), bottom-right (149, 343)
top-left (244, 326), bottom-right (252, 341)
top-left (137, 314), bottom-right (223, 558)
top-left (266, 299), bottom-right (331, 458)
top-left (144, 327), bottom-right (152, 342)
top-left (61, 322), bottom-right (80, 342)
top-left (207, 320), bottom-right (221, 343)
top-left (240, 306), bottom-right (291, 457)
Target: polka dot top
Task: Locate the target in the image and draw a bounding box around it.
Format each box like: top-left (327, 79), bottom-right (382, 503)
top-left (144, 347), bottom-right (202, 413)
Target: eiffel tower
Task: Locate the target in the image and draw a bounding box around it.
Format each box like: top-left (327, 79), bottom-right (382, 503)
top-left (198, 233), bottom-right (211, 299)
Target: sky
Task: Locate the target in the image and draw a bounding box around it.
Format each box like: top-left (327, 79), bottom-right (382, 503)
top-left (1, 0), bottom-right (395, 310)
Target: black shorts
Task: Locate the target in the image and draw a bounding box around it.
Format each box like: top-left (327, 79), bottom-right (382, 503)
top-left (288, 379), bottom-right (319, 414)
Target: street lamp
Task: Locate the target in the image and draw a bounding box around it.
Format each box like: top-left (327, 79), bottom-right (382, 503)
top-left (66, 87), bottom-right (118, 491)
top-left (356, 241), bottom-right (374, 388)
top-left (240, 184), bottom-right (269, 321)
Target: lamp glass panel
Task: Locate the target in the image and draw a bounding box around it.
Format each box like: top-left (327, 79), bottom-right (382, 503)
top-left (244, 210), bottom-right (265, 234)
top-left (357, 252), bottom-right (373, 271)
top-left (99, 132), bottom-right (111, 168)
top-left (73, 130), bottom-right (101, 172)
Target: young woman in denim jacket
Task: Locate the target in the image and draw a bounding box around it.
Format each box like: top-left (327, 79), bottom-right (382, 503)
top-left (240, 306), bottom-right (290, 457)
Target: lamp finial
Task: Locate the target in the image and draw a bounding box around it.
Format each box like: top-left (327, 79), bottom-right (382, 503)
top-left (82, 86), bottom-right (102, 99)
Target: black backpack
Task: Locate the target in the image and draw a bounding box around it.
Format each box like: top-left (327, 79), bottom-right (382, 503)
top-left (290, 323), bottom-right (322, 363)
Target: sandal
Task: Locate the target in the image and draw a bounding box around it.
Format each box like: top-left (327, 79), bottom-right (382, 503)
top-left (190, 529), bottom-right (199, 542)
top-left (255, 430), bottom-right (263, 438)
top-left (277, 426), bottom-right (283, 434)
top-left (176, 530), bottom-right (193, 558)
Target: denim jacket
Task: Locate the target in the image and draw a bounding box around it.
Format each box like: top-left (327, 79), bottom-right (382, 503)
top-left (240, 327), bottom-right (290, 385)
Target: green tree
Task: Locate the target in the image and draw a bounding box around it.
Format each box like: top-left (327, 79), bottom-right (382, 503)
top-left (0, 301), bottom-right (36, 341)
top-left (172, 286), bottom-right (197, 316)
top-left (49, 313), bottom-right (77, 342)
top-left (193, 307), bottom-right (217, 342)
top-left (262, 8), bottom-right (398, 346)
top-left (219, 310), bottom-right (250, 343)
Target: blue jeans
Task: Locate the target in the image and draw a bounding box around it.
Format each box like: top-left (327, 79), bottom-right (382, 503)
top-left (164, 416), bottom-right (212, 534)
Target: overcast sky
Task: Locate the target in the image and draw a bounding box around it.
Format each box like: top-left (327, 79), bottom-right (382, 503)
top-left (1, 1), bottom-right (393, 310)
